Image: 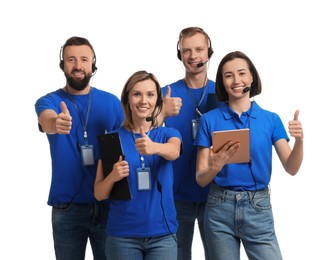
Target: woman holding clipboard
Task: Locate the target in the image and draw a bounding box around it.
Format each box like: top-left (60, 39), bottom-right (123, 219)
top-left (194, 51), bottom-right (304, 260)
top-left (94, 71), bottom-right (182, 260)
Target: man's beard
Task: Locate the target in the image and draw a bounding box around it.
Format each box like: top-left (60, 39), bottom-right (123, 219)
top-left (65, 70), bottom-right (92, 91)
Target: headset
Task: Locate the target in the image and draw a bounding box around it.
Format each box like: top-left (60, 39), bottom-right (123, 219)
top-left (59, 44), bottom-right (97, 73)
top-left (176, 36), bottom-right (214, 61)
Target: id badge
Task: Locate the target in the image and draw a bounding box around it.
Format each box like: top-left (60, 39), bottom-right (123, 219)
top-left (137, 167), bottom-right (151, 191)
top-left (191, 119), bottom-right (199, 140)
top-left (81, 145), bottom-right (94, 166)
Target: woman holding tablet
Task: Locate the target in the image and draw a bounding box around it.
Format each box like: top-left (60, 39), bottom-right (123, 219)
top-left (194, 51), bottom-right (304, 260)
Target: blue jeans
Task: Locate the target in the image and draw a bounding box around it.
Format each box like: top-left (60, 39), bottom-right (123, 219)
top-left (205, 184), bottom-right (282, 260)
top-left (174, 201), bottom-right (209, 260)
top-left (105, 235), bottom-right (177, 260)
top-left (52, 203), bottom-right (109, 260)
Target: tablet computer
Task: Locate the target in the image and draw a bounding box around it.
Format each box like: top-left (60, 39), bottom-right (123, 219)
top-left (212, 128), bottom-right (250, 164)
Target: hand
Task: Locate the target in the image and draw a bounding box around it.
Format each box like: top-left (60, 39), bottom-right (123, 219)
top-left (55, 101), bottom-right (72, 134)
top-left (209, 141), bottom-right (240, 170)
top-left (163, 85), bottom-right (182, 117)
top-left (111, 155), bottom-right (129, 182)
top-left (288, 110), bottom-right (303, 140)
top-left (135, 127), bottom-right (155, 155)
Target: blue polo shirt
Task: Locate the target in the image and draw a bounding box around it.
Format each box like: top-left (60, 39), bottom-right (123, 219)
top-left (194, 101), bottom-right (289, 191)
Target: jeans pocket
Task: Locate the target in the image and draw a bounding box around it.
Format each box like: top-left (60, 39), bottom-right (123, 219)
top-left (52, 203), bottom-right (71, 211)
top-left (206, 193), bottom-right (221, 208)
top-left (250, 193), bottom-right (271, 212)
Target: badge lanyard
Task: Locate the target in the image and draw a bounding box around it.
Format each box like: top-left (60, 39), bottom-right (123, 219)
top-left (65, 88), bottom-right (94, 166)
top-left (184, 80), bottom-right (208, 139)
top-left (183, 80), bottom-right (208, 118)
top-left (131, 129), bottom-right (152, 191)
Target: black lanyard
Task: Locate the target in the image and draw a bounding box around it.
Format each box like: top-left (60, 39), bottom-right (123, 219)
top-left (65, 88), bottom-right (92, 145)
top-left (183, 80), bottom-right (208, 118)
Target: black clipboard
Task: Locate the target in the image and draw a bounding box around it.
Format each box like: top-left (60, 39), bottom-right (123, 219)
top-left (212, 128), bottom-right (250, 164)
top-left (97, 132), bottom-right (132, 200)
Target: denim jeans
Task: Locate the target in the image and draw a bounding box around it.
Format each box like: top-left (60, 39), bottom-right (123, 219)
top-left (205, 184), bottom-right (282, 260)
top-left (174, 201), bottom-right (209, 260)
top-left (52, 203), bottom-right (109, 260)
top-left (105, 234), bottom-right (177, 260)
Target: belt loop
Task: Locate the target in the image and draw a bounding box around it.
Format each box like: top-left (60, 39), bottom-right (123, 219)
top-left (222, 189), bottom-right (227, 202)
top-left (247, 190), bottom-right (255, 202)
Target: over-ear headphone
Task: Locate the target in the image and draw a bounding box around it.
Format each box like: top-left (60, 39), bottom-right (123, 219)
top-left (157, 94), bottom-right (163, 107)
top-left (59, 45), bottom-right (97, 73)
top-left (176, 36), bottom-right (213, 61)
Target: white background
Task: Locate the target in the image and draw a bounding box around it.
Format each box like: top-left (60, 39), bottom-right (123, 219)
top-left (1, 0), bottom-right (335, 259)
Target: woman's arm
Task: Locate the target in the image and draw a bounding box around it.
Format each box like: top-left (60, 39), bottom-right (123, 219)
top-left (274, 110), bottom-right (304, 176)
top-left (94, 157), bottom-right (129, 201)
top-left (196, 142), bottom-right (240, 187)
top-left (135, 127), bottom-right (181, 161)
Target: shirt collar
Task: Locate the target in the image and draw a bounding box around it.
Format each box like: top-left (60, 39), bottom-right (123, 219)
top-left (220, 101), bottom-right (259, 120)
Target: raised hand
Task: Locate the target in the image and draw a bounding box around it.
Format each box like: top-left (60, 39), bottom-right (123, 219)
top-left (288, 110), bottom-right (303, 140)
top-left (163, 85), bottom-right (182, 117)
top-left (55, 101), bottom-right (72, 134)
top-left (135, 127), bottom-right (155, 155)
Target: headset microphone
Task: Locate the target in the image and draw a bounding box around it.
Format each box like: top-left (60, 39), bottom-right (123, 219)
top-left (146, 117), bottom-right (153, 122)
top-left (243, 87), bottom-right (250, 93)
top-left (197, 60), bottom-right (209, 68)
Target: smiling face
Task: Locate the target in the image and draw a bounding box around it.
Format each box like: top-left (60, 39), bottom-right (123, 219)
top-left (180, 33), bottom-right (209, 72)
top-left (63, 45), bottom-right (94, 92)
top-left (128, 79), bottom-right (158, 123)
top-left (222, 58), bottom-right (253, 99)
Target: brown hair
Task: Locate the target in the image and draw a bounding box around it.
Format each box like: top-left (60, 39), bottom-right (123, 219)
top-left (120, 70), bottom-right (163, 130)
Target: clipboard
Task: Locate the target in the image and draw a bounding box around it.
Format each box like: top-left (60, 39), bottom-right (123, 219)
top-left (97, 132), bottom-right (132, 200)
top-left (212, 128), bottom-right (250, 164)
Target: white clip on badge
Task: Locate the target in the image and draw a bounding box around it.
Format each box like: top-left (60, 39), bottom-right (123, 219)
top-left (191, 119), bottom-right (199, 140)
top-left (137, 167), bottom-right (151, 190)
top-left (81, 145), bottom-right (94, 166)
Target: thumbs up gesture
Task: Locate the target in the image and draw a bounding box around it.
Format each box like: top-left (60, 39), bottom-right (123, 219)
top-left (135, 127), bottom-right (155, 155)
top-left (60, 101), bottom-right (70, 116)
top-left (288, 110), bottom-right (303, 140)
top-left (163, 85), bottom-right (182, 117)
top-left (55, 101), bottom-right (72, 134)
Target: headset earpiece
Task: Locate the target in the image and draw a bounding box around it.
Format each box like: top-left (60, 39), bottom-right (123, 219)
top-left (177, 42), bottom-right (182, 60)
top-left (121, 94), bottom-right (128, 105)
top-left (157, 95), bottom-right (163, 106)
top-left (208, 43), bottom-right (214, 58)
top-left (92, 63), bottom-right (97, 73)
top-left (59, 60), bottom-right (64, 71)
top-left (59, 45), bottom-right (65, 71)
